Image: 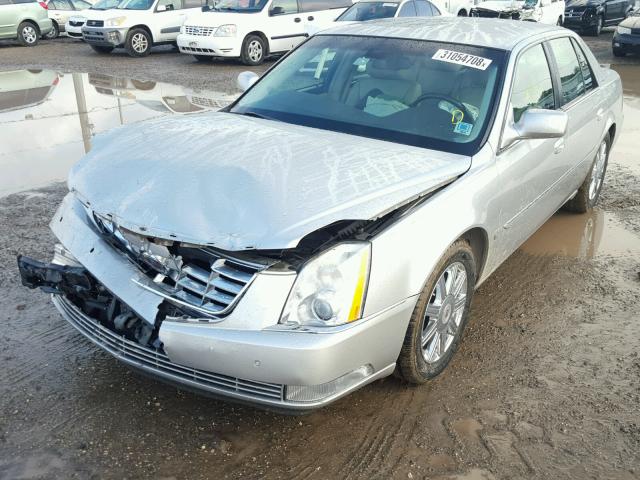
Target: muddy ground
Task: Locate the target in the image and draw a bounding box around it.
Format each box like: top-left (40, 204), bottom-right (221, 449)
top-left (1, 28), bottom-right (640, 480)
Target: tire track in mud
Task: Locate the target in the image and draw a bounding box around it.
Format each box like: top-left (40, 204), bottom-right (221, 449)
top-left (338, 387), bottom-right (419, 479)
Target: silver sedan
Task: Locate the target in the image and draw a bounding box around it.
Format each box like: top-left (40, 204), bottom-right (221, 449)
top-left (18, 17), bottom-right (623, 411)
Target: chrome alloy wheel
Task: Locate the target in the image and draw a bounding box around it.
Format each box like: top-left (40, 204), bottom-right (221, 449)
top-left (22, 25), bottom-right (37, 44)
top-left (588, 139), bottom-right (607, 202)
top-left (248, 39), bottom-right (262, 63)
top-left (421, 262), bottom-right (467, 364)
top-left (131, 32), bottom-right (148, 53)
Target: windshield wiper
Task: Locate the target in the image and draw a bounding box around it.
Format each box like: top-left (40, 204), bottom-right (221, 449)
top-left (233, 110), bottom-right (273, 120)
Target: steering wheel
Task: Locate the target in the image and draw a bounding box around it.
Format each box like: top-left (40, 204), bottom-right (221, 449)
top-left (409, 93), bottom-right (474, 125)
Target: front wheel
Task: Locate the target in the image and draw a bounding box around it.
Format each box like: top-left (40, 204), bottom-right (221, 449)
top-left (457, 9), bottom-right (467, 16)
top-left (91, 45), bottom-right (114, 54)
top-left (125, 28), bottom-right (152, 57)
top-left (45, 21), bottom-right (59, 39)
top-left (241, 34), bottom-right (265, 66)
top-left (564, 133), bottom-right (610, 213)
top-left (396, 239), bottom-right (476, 383)
top-left (613, 47), bottom-right (626, 57)
top-left (17, 22), bottom-right (39, 46)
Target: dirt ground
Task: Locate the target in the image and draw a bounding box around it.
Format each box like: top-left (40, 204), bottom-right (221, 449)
top-left (1, 28), bottom-right (640, 480)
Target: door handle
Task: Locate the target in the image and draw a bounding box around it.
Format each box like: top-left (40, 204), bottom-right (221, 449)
top-left (596, 108), bottom-right (604, 121)
top-left (307, 15), bottom-right (314, 20)
top-left (554, 138), bottom-right (565, 154)
top-left (294, 17), bottom-right (301, 22)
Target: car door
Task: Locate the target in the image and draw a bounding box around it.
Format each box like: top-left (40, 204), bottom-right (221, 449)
top-left (154, 0), bottom-right (194, 41)
top-left (604, 0), bottom-right (623, 22)
top-left (299, 0), bottom-right (348, 31)
top-left (266, 0), bottom-right (305, 53)
top-left (546, 36), bottom-right (603, 194)
top-left (0, 0), bottom-right (16, 38)
top-left (495, 42), bottom-right (564, 256)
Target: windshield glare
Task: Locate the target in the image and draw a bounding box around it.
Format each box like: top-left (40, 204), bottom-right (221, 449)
top-left (212, 0), bottom-right (268, 12)
top-left (116, 0), bottom-right (154, 10)
top-left (91, 0), bottom-right (120, 8)
top-left (337, 2), bottom-right (400, 21)
top-left (231, 35), bottom-right (505, 155)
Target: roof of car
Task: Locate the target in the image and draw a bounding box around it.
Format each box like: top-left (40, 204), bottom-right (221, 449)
top-left (320, 17), bottom-right (563, 51)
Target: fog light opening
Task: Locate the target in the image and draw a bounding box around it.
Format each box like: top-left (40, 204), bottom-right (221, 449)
top-left (285, 364), bottom-right (374, 403)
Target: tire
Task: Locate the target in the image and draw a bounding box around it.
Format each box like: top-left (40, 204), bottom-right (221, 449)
top-left (241, 34), bottom-right (266, 66)
top-left (193, 54), bottom-right (212, 62)
top-left (396, 239), bottom-right (476, 384)
top-left (557, 16), bottom-right (563, 26)
top-left (91, 45), bottom-right (114, 54)
top-left (457, 9), bottom-right (467, 16)
top-left (45, 21), bottom-right (59, 39)
top-left (613, 47), bottom-right (626, 57)
top-left (563, 133), bottom-right (610, 213)
top-left (589, 15), bottom-right (603, 36)
top-left (125, 27), bottom-right (152, 57)
top-left (17, 21), bottom-right (39, 47)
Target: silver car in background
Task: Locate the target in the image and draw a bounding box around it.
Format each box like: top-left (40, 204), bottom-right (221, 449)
top-left (18, 18), bottom-right (622, 412)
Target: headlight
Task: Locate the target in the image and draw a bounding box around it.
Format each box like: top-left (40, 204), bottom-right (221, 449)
top-left (213, 24), bottom-right (236, 37)
top-left (104, 16), bottom-right (127, 27)
top-left (280, 242), bottom-right (371, 328)
top-left (617, 26), bottom-right (631, 35)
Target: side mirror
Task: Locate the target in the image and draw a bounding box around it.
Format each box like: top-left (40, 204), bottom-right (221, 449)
top-left (501, 108), bottom-right (568, 150)
top-left (237, 71), bottom-right (259, 91)
top-left (269, 5), bottom-right (285, 15)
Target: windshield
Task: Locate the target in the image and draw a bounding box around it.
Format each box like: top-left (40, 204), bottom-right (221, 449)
top-left (211, 0), bottom-right (268, 12)
top-left (116, 0), bottom-right (154, 10)
top-left (337, 2), bottom-right (400, 21)
top-left (91, 0), bottom-right (120, 8)
top-left (231, 35), bottom-right (506, 155)
top-left (523, 0), bottom-right (537, 6)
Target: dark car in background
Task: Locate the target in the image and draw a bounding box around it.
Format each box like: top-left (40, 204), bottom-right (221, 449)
top-left (563, 0), bottom-right (633, 35)
top-left (613, 10), bottom-right (640, 55)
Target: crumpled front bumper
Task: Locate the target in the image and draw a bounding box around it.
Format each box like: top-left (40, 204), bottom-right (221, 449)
top-left (82, 26), bottom-right (128, 46)
top-left (18, 193), bottom-right (415, 411)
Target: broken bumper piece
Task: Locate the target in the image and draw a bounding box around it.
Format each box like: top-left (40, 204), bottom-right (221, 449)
top-left (16, 193), bottom-right (413, 411)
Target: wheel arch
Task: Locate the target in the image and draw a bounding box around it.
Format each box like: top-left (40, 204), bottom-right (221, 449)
top-left (129, 24), bottom-right (154, 44)
top-left (459, 227), bottom-right (489, 284)
top-left (19, 18), bottom-right (41, 34)
top-left (246, 30), bottom-right (269, 55)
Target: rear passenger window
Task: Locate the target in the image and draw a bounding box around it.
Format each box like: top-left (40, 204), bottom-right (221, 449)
top-left (571, 38), bottom-right (596, 93)
top-left (299, 0), bottom-right (351, 11)
top-left (0, 0), bottom-right (11, 5)
top-left (511, 44), bottom-right (555, 123)
top-left (415, 0), bottom-right (433, 16)
top-left (397, 0), bottom-right (416, 16)
top-left (548, 37), bottom-right (585, 106)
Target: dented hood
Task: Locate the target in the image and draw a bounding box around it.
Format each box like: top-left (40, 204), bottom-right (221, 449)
top-left (69, 112), bottom-right (470, 250)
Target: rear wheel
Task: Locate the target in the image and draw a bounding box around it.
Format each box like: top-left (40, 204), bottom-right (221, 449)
top-left (564, 133), bottom-right (610, 213)
top-left (396, 239), bottom-right (476, 383)
top-left (45, 21), bottom-right (59, 39)
top-left (90, 45), bottom-right (114, 54)
top-left (125, 28), bottom-right (152, 57)
top-left (17, 21), bottom-right (39, 46)
top-left (457, 8), bottom-right (467, 16)
top-left (241, 34), bottom-right (265, 66)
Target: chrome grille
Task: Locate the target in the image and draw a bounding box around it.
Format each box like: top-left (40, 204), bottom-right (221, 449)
top-left (86, 19), bottom-right (104, 27)
top-left (53, 295), bottom-right (285, 401)
top-left (184, 25), bottom-right (216, 36)
top-left (190, 95), bottom-right (230, 109)
top-left (90, 212), bottom-right (264, 318)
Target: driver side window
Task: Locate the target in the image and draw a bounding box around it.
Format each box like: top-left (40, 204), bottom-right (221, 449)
top-left (511, 44), bottom-right (555, 123)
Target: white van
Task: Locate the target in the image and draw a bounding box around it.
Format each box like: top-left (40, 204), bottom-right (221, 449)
top-left (81, 0), bottom-right (205, 57)
top-left (177, 0), bottom-right (352, 65)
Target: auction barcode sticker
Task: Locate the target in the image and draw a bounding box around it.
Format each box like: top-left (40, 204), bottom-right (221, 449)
top-left (432, 49), bottom-right (492, 71)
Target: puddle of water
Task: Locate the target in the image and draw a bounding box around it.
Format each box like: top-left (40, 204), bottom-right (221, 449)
top-left (0, 70), bottom-right (238, 198)
top-left (521, 209), bottom-right (640, 259)
top-left (610, 65), bottom-right (640, 175)
top-left (451, 418), bottom-right (483, 441)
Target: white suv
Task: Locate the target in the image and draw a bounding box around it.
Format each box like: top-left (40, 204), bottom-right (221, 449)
top-left (177, 0), bottom-right (351, 65)
top-left (81, 0), bottom-right (204, 56)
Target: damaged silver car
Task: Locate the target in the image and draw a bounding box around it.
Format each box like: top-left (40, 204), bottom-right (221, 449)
top-left (18, 18), bottom-right (622, 411)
